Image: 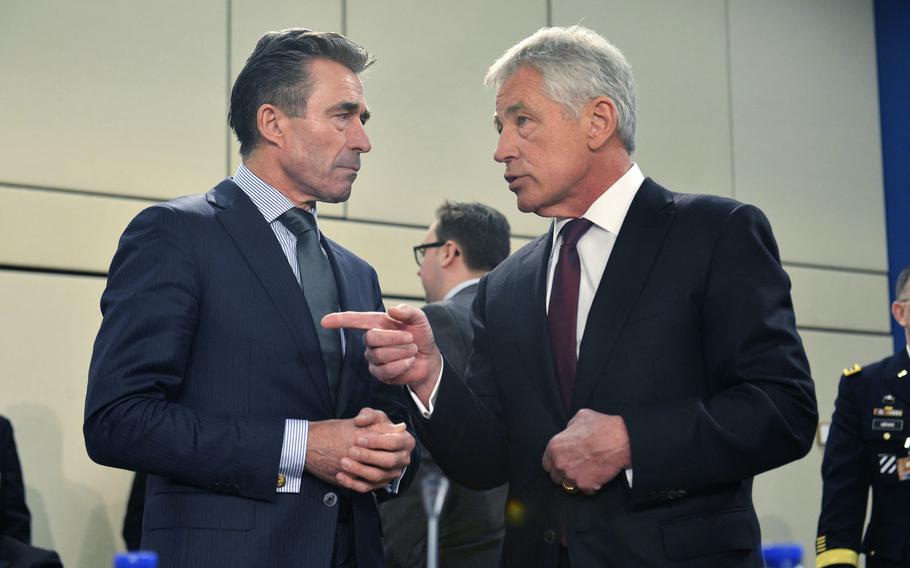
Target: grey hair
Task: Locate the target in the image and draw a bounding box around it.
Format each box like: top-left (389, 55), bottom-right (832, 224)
top-left (897, 265), bottom-right (910, 300)
top-left (485, 26), bottom-right (637, 154)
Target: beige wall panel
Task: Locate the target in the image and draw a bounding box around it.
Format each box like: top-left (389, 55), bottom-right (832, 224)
top-left (728, 0), bottom-right (886, 270)
top-left (228, 0), bottom-right (347, 217)
top-left (553, 0), bottom-right (734, 197)
top-left (754, 329), bottom-right (892, 560)
top-left (0, 0), bottom-right (227, 198)
top-left (0, 186), bottom-right (152, 272)
top-left (321, 219), bottom-right (426, 298)
top-left (788, 265), bottom-right (891, 333)
top-left (0, 270), bottom-right (129, 567)
top-left (344, 0), bottom-right (550, 236)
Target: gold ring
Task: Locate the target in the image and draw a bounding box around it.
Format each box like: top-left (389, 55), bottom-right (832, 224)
top-left (561, 480), bottom-right (578, 494)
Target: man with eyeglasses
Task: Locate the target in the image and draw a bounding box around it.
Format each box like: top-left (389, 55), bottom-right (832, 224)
top-left (816, 265), bottom-right (910, 568)
top-left (381, 201), bottom-right (510, 568)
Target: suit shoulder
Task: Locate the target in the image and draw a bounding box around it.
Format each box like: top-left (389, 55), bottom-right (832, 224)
top-left (486, 234), bottom-right (548, 278)
top-left (422, 299), bottom-right (458, 323)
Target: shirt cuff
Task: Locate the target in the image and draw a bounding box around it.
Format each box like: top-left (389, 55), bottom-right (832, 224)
top-left (385, 466), bottom-right (407, 494)
top-left (277, 419), bottom-right (307, 493)
top-left (408, 354), bottom-right (444, 418)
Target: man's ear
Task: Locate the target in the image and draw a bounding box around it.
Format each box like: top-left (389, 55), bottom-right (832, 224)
top-left (439, 241), bottom-right (460, 268)
top-left (256, 103), bottom-right (286, 148)
top-left (587, 96), bottom-right (618, 151)
top-left (893, 300), bottom-right (908, 328)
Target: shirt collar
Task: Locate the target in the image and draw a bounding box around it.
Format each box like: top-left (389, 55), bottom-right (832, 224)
top-left (551, 162), bottom-right (644, 239)
top-left (233, 163), bottom-right (319, 224)
top-left (443, 278), bottom-right (480, 301)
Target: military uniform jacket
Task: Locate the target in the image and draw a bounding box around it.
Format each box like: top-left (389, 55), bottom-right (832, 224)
top-left (817, 348), bottom-right (910, 568)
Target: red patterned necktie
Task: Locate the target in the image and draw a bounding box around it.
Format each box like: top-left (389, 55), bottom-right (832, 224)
top-left (548, 218), bottom-right (594, 413)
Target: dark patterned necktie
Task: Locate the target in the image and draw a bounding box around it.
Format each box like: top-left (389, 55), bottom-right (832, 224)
top-left (279, 208), bottom-right (342, 397)
top-left (548, 218), bottom-right (594, 413)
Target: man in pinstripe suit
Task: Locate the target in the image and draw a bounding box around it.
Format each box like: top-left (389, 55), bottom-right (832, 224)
top-left (84, 29), bottom-right (416, 568)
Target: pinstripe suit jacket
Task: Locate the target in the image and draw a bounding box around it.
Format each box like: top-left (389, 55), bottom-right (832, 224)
top-left (85, 179), bottom-right (415, 567)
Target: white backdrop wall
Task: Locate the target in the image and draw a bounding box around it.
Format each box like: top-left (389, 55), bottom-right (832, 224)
top-left (0, 1), bottom-right (890, 565)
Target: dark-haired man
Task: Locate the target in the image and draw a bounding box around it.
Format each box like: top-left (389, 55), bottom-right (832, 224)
top-left (381, 202), bottom-right (510, 568)
top-left (816, 266), bottom-right (910, 568)
top-left (84, 29), bottom-right (416, 568)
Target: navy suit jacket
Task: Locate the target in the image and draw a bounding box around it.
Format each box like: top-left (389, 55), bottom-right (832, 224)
top-left (85, 179), bottom-right (415, 567)
top-left (414, 179), bottom-right (818, 567)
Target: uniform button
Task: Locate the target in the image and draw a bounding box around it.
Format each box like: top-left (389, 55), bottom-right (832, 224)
top-left (323, 492), bottom-right (338, 507)
top-left (276, 473), bottom-right (286, 488)
top-left (543, 529), bottom-right (557, 544)
top-left (884, 433), bottom-right (892, 441)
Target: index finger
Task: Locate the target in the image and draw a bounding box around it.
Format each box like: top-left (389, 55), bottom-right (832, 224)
top-left (322, 311), bottom-right (399, 331)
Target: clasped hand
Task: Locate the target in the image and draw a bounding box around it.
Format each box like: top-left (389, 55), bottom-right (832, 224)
top-left (306, 408), bottom-right (415, 493)
top-left (542, 409), bottom-right (632, 495)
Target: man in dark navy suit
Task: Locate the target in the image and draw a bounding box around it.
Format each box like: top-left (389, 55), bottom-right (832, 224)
top-left (84, 29), bottom-right (416, 568)
top-left (816, 265), bottom-right (910, 568)
top-left (327, 26), bottom-right (817, 567)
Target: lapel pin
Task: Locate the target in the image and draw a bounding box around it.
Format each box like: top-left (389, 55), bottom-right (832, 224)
top-left (884, 394), bottom-right (897, 404)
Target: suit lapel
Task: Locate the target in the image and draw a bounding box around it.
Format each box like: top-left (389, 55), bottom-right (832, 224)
top-left (208, 180), bottom-right (335, 414)
top-left (324, 239), bottom-right (363, 417)
top-left (573, 179), bottom-right (676, 411)
top-left (514, 229), bottom-right (569, 423)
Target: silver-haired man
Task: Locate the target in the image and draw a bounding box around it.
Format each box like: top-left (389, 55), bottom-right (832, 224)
top-left (327, 26), bottom-right (817, 567)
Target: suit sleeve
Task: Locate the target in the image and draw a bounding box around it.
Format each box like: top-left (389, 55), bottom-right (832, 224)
top-left (412, 277), bottom-right (511, 490)
top-left (1, 418), bottom-right (31, 544)
top-left (623, 203), bottom-right (817, 498)
top-left (83, 205), bottom-right (285, 502)
top-left (814, 375), bottom-right (866, 568)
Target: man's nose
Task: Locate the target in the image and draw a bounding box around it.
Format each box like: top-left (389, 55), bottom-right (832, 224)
top-left (493, 131), bottom-right (516, 163)
top-left (350, 119), bottom-right (372, 153)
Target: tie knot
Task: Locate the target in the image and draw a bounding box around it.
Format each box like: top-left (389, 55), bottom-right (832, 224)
top-left (279, 207), bottom-right (318, 238)
top-left (559, 218), bottom-right (593, 247)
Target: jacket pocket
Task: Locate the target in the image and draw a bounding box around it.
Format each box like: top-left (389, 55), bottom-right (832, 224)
top-left (661, 507), bottom-right (756, 561)
top-left (144, 491), bottom-right (254, 531)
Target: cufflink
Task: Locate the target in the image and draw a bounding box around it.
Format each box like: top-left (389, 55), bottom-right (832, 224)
top-left (277, 473), bottom-right (286, 488)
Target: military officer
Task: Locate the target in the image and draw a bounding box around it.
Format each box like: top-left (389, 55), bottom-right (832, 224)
top-left (816, 265), bottom-right (910, 568)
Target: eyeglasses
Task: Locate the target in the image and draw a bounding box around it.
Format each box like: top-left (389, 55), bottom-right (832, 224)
top-left (413, 241), bottom-right (446, 266)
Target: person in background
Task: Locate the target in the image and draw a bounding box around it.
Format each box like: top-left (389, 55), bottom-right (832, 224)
top-left (0, 415), bottom-right (62, 567)
top-left (381, 202), bottom-right (510, 568)
top-left (84, 28), bottom-right (416, 568)
top-left (816, 265), bottom-right (910, 568)
top-left (326, 25), bottom-right (817, 567)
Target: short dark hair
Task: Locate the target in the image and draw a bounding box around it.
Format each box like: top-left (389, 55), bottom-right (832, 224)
top-left (229, 28), bottom-right (374, 157)
top-left (434, 202), bottom-right (511, 272)
top-left (897, 265), bottom-right (910, 300)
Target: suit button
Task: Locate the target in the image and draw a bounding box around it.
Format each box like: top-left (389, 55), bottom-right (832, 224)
top-left (276, 473), bottom-right (286, 488)
top-left (543, 529), bottom-right (557, 544)
top-left (323, 492), bottom-right (338, 507)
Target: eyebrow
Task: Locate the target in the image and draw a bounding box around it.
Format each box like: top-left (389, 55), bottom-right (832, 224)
top-left (505, 102), bottom-right (526, 115)
top-left (332, 101), bottom-right (371, 123)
